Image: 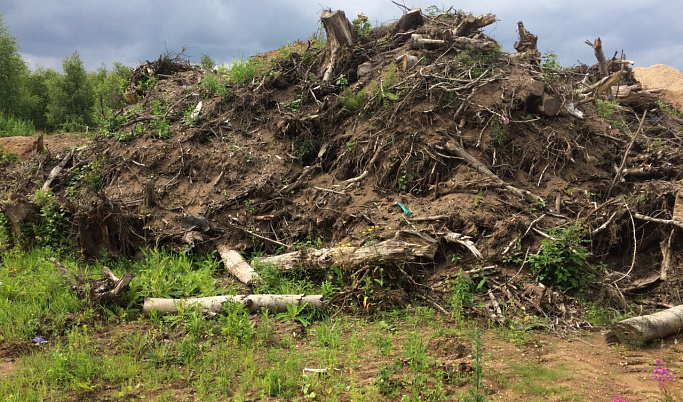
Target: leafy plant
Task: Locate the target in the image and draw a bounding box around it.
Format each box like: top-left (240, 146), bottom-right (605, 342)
top-left (596, 99), bottom-right (620, 124)
top-left (339, 87), bottom-right (367, 112)
top-left (541, 50), bottom-right (561, 73)
top-left (351, 13), bottom-right (373, 42)
top-left (34, 188), bottom-right (69, 248)
top-left (465, 327), bottom-right (486, 402)
top-left (526, 222), bottom-right (592, 289)
top-left (200, 54), bottom-right (216, 70)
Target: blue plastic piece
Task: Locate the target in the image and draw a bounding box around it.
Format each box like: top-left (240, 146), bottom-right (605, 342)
top-left (396, 202), bottom-right (412, 217)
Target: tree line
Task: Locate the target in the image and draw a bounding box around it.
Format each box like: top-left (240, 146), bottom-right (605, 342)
top-left (0, 16), bottom-right (130, 136)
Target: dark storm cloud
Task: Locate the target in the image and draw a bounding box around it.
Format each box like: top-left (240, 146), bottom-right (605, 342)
top-left (2, 0), bottom-right (681, 73)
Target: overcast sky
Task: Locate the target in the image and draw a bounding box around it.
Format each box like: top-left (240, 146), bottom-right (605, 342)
top-left (2, 1), bottom-right (682, 73)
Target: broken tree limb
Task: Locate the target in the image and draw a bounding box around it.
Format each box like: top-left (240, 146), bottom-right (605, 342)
top-left (633, 213), bottom-right (683, 231)
top-left (410, 34), bottom-right (445, 50)
top-left (254, 231), bottom-right (438, 271)
top-left (513, 21), bottom-right (540, 63)
top-left (217, 245), bottom-right (261, 286)
top-left (51, 257), bottom-right (135, 303)
top-left (320, 10), bottom-right (355, 84)
top-left (454, 13), bottom-right (497, 37)
top-left (444, 232), bottom-right (482, 259)
top-left (605, 304), bottom-right (683, 345)
top-left (143, 294), bottom-right (324, 315)
top-left (42, 149), bottom-right (75, 190)
top-left (586, 37), bottom-right (609, 78)
top-left (444, 140), bottom-right (544, 205)
top-left (660, 230), bottom-right (675, 281)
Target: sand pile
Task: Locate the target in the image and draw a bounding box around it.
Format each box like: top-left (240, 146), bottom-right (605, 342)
top-left (633, 64), bottom-right (683, 111)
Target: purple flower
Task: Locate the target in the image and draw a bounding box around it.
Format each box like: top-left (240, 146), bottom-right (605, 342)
top-left (612, 394), bottom-right (628, 402)
top-left (500, 115), bottom-right (510, 124)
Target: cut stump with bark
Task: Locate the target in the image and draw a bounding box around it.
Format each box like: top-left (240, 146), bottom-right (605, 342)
top-left (453, 13), bottom-right (497, 37)
top-left (320, 10), bottom-right (355, 84)
top-left (143, 294), bottom-right (324, 314)
top-left (605, 304), bottom-right (683, 345)
top-left (394, 8), bottom-right (423, 33)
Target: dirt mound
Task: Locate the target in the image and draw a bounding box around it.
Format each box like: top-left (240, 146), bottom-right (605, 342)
top-left (633, 64), bottom-right (683, 111)
top-left (2, 8), bottom-right (683, 330)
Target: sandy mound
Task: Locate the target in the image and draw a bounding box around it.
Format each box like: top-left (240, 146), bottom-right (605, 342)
top-left (633, 64), bottom-right (683, 111)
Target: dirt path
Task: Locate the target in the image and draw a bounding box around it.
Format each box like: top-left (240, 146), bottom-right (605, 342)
top-left (0, 133), bottom-right (88, 160)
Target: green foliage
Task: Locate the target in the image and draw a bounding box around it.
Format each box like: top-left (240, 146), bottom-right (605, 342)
top-left (541, 50), bottom-right (561, 73)
top-left (128, 248), bottom-right (221, 304)
top-left (351, 13), bottom-right (373, 42)
top-left (22, 67), bottom-right (59, 131)
top-left (47, 52), bottom-right (95, 131)
top-left (284, 98), bottom-right (302, 113)
top-left (0, 16), bottom-right (29, 117)
top-left (223, 56), bottom-right (265, 87)
top-left (447, 271), bottom-right (485, 319)
top-left (339, 87), bottom-right (367, 112)
top-left (67, 157), bottom-right (105, 196)
top-left (657, 100), bottom-right (682, 117)
top-left (0, 114), bottom-right (34, 137)
top-left (0, 247), bottom-right (86, 343)
top-left (200, 54), bottom-right (216, 70)
top-left (595, 99), bottom-right (619, 123)
top-left (465, 327), bottom-right (486, 402)
top-left (252, 262), bottom-right (315, 295)
top-left (292, 136), bottom-right (318, 164)
top-left (526, 222), bottom-right (592, 289)
top-left (89, 63), bottom-right (129, 128)
top-left (490, 117), bottom-right (509, 145)
top-left (219, 301), bottom-right (255, 345)
top-left (33, 188), bottom-right (69, 248)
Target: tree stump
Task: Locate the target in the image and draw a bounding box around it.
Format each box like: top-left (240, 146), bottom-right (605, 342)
top-left (394, 8), bottom-right (423, 33)
top-left (320, 10), bottom-right (355, 84)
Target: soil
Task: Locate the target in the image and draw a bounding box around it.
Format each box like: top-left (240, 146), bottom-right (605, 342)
top-left (1, 8), bottom-right (683, 400)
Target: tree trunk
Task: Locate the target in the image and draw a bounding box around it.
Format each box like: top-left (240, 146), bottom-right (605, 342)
top-left (513, 21), bottom-right (540, 64)
top-left (605, 304), bottom-right (683, 345)
top-left (451, 37), bottom-right (499, 52)
top-left (528, 93), bottom-right (561, 116)
top-left (143, 294), bottom-right (324, 314)
top-left (586, 37), bottom-right (609, 79)
top-left (217, 245), bottom-right (261, 286)
top-left (394, 8), bottom-right (423, 33)
top-left (320, 10), bottom-right (355, 84)
top-left (254, 231), bottom-right (438, 271)
top-left (454, 13), bottom-right (497, 37)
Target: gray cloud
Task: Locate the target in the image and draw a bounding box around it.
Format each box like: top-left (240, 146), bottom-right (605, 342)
top-left (3, 0), bottom-right (681, 73)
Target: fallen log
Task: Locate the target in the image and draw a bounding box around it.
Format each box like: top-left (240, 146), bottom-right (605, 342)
top-left (605, 304), bottom-right (683, 345)
top-left (254, 231), bottom-right (438, 271)
top-left (143, 294), bottom-right (324, 314)
top-left (217, 245), bottom-right (261, 286)
top-left (42, 148), bottom-right (75, 190)
top-left (451, 37), bottom-right (499, 52)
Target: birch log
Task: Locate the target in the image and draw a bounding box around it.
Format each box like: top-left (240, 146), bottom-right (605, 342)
top-left (217, 245), bottom-right (261, 285)
top-left (605, 304), bottom-right (683, 345)
top-left (254, 231), bottom-right (438, 271)
top-left (143, 294), bottom-right (324, 314)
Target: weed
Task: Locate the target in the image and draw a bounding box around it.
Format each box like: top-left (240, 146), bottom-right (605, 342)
top-left (219, 301), bottom-right (255, 345)
top-left (657, 100), bottom-right (682, 118)
top-left (651, 359), bottom-right (681, 401)
top-left (292, 136), bottom-right (318, 164)
top-left (200, 54), bottom-right (215, 70)
top-left (276, 302), bottom-right (313, 327)
top-left (526, 222), bottom-right (592, 289)
top-left (465, 327), bottom-right (486, 402)
top-left (541, 50), bottom-right (561, 73)
top-left (339, 87), bottom-right (367, 112)
top-left (447, 271), bottom-right (485, 319)
top-left (596, 99), bottom-right (620, 124)
top-left (224, 56), bottom-right (265, 87)
top-left (284, 98), bottom-right (302, 113)
top-left (335, 74), bottom-right (348, 89)
top-left (182, 103), bottom-right (200, 126)
top-left (34, 188), bottom-right (70, 248)
top-left (490, 116), bottom-right (510, 145)
top-left (352, 13), bottom-right (373, 42)
top-left (398, 162), bottom-right (413, 191)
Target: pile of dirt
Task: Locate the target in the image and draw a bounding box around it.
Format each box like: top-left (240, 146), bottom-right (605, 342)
top-left (2, 8), bottom-right (683, 331)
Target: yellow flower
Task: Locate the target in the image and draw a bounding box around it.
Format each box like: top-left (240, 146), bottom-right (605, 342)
top-left (346, 243), bottom-right (351, 247)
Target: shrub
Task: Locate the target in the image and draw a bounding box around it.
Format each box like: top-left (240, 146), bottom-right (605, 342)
top-left (526, 222), bottom-right (592, 289)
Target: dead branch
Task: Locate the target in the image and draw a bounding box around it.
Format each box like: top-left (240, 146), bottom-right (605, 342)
top-left (586, 38), bottom-right (609, 78)
top-left (42, 149), bottom-right (75, 191)
top-left (606, 109), bottom-right (647, 197)
top-left (217, 245), bottom-right (261, 286)
top-left (143, 294), bottom-right (324, 315)
top-left (633, 213), bottom-right (683, 231)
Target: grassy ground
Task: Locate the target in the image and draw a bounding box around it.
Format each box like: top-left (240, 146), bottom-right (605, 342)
top-left (0, 247), bottom-right (677, 401)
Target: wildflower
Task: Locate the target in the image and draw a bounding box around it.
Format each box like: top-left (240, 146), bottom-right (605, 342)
top-left (612, 395), bottom-right (628, 402)
top-left (501, 115), bottom-right (510, 124)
